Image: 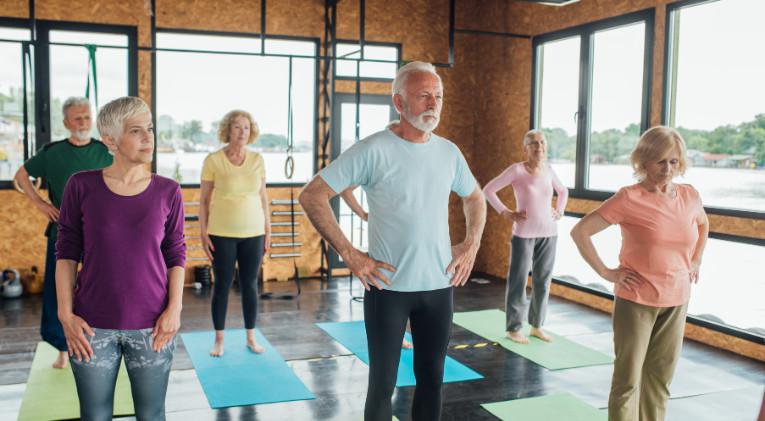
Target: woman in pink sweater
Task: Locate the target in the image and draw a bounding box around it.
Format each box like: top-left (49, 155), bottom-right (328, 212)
top-left (483, 129), bottom-right (568, 344)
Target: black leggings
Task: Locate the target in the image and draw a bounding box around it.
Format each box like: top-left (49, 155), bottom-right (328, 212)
top-left (363, 286), bottom-right (453, 421)
top-left (209, 235), bottom-right (265, 331)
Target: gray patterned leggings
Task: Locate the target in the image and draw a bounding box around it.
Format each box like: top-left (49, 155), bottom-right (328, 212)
top-left (70, 328), bottom-right (175, 421)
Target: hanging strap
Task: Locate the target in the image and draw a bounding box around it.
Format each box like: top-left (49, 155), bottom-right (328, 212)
top-left (286, 57), bottom-right (300, 297)
top-left (84, 44), bottom-right (98, 109)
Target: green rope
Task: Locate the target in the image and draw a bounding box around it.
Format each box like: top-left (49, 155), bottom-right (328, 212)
top-left (84, 44), bottom-right (98, 109)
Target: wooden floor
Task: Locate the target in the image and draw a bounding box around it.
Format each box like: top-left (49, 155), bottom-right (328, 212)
top-left (0, 277), bottom-right (763, 420)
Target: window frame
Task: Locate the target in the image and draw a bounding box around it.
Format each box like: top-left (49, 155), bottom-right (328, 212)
top-left (0, 18), bottom-right (137, 189)
top-left (333, 39), bottom-right (401, 82)
top-left (152, 28), bottom-right (321, 188)
top-left (661, 0), bottom-right (764, 219)
top-left (530, 9), bottom-right (655, 201)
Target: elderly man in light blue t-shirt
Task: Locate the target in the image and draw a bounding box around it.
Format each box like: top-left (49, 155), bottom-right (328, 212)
top-left (300, 61), bottom-right (486, 421)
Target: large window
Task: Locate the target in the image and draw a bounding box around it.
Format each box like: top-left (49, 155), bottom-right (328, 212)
top-left (532, 11), bottom-right (653, 196)
top-left (48, 30), bottom-right (130, 140)
top-left (156, 32), bottom-right (317, 185)
top-left (534, 36), bottom-right (580, 188)
top-left (0, 21), bottom-right (134, 186)
top-left (665, 0), bottom-right (765, 214)
top-left (335, 42), bottom-right (399, 80)
top-left (555, 215), bottom-right (764, 339)
top-left (0, 25), bottom-right (31, 181)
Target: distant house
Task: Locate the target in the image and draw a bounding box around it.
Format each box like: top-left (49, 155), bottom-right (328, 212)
top-left (726, 154), bottom-right (756, 169)
top-left (701, 152), bottom-right (731, 168)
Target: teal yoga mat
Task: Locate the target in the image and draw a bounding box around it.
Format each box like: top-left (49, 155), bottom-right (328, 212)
top-left (453, 309), bottom-right (613, 370)
top-left (481, 393), bottom-right (607, 421)
top-left (181, 329), bottom-right (314, 408)
top-left (317, 320), bottom-right (483, 387)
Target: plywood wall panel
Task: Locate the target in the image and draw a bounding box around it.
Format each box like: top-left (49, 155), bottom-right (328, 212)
top-left (37, 0), bottom-right (151, 47)
top-left (336, 0), bottom-right (451, 64)
top-left (157, 0), bottom-right (261, 34)
top-left (1, 0), bottom-right (28, 18)
top-left (0, 190), bottom-right (47, 272)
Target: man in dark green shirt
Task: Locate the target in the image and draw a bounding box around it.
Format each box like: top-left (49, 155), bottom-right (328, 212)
top-left (14, 97), bottom-right (112, 369)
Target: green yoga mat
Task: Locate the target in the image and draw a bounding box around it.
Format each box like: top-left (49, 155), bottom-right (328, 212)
top-left (18, 342), bottom-right (134, 421)
top-left (453, 309), bottom-right (612, 370)
top-left (482, 393), bottom-right (607, 421)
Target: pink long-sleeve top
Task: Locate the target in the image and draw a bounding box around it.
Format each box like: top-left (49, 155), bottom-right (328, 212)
top-left (483, 162), bottom-right (569, 238)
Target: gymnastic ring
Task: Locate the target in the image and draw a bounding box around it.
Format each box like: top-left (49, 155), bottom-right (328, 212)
top-left (13, 177), bottom-right (42, 194)
top-left (284, 155), bottom-right (295, 180)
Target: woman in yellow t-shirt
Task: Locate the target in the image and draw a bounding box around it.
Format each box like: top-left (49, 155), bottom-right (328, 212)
top-left (200, 110), bottom-right (271, 357)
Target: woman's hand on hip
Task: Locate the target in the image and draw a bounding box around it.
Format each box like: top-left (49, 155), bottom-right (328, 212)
top-left (602, 267), bottom-right (643, 292)
top-left (152, 307), bottom-right (181, 352)
top-left (501, 209), bottom-right (527, 223)
top-left (59, 313), bottom-right (95, 362)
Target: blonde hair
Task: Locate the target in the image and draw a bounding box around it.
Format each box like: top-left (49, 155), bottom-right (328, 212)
top-left (97, 96), bottom-right (150, 140)
top-left (217, 110), bottom-right (260, 144)
top-left (630, 126), bottom-right (688, 181)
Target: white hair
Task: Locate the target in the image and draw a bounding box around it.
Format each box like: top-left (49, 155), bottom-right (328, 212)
top-left (391, 61), bottom-right (441, 96)
top-left (62, 97), bottom-right (91, 119)
top-left (523, 129), bottom-right (546, 146)
top-left (97, 96), bottom-right (150, 140)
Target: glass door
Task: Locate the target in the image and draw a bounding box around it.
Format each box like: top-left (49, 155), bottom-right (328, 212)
top-left (329, 93), bottom-right (397, 268)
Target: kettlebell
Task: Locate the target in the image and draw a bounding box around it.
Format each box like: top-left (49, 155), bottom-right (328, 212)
top-left (1, 268), bottom-right (23, 299)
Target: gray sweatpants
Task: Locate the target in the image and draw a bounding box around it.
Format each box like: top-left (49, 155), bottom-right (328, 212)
top-left (70, 328), bottom-right (175, 421)
top-left (505, 236), bottom-right (558, 333)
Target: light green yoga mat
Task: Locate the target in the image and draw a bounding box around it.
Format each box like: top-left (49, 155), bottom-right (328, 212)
top-left (453, 309), bottom-right (613, 370)
top-left (18, 342), bottom-right (134, 421)
top-left (481, 393), bottom-right (607, 421)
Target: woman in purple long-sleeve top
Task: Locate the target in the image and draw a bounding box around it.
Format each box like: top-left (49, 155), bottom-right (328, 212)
top-left (55, 96), bottom-right (186, 421)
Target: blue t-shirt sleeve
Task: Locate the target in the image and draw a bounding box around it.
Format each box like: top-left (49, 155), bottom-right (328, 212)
top-left (319, 141), bottom-right (370, 194)
top-left (451, 148), bottom-right (477, 197)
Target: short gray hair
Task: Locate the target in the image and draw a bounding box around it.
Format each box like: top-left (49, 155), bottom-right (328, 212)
top-left (392, 61), bottom-right (441, 96)
top-left (523, 129), bottom-right (546, 146)
top-left (97, 96), bottom-right (151, 139)
top-left (62, 97), bottom-right (91, 119)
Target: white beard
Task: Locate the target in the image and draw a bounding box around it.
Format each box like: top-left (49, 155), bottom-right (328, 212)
top-left (71, 130), bottom-right (90, 141)
top-left (403, 104), bottom-right (440, 133)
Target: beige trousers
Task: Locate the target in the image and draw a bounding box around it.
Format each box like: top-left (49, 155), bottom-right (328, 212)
top-left (608, 297), bottom-right (688, 421)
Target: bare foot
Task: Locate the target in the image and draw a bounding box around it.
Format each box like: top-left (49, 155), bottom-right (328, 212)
top-left (401, 338), bottom-right (413, 349)
top-left (246, 338), bottom-right (265, 354)
top-left (52, 351), bottom-right (68, 369)
top-left (506, 331), bottom-right (529, 344)
top-left (210, 331), bottom-right (225, 357)
top-left (530, 327), bottom-right (552, 342)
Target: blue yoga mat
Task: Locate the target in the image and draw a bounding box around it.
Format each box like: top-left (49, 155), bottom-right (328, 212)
top-left (317, 321), bottom-right (483, 387)
top-left (181, 329), bottom-right (314, 408)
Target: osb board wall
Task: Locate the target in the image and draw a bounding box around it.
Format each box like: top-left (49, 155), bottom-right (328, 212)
top-left (37, 0), bottom-right (153, 47)
top-left (335, 0), bottom-right (451, 64)
top-left (466, 35), bottom-right (534, 276)
top-left (0, 190), bottom-right (48, 272)
top-left (1, 0), bottom-right (28, 18)
top-left (550, 283), bottom-right (765, 362)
